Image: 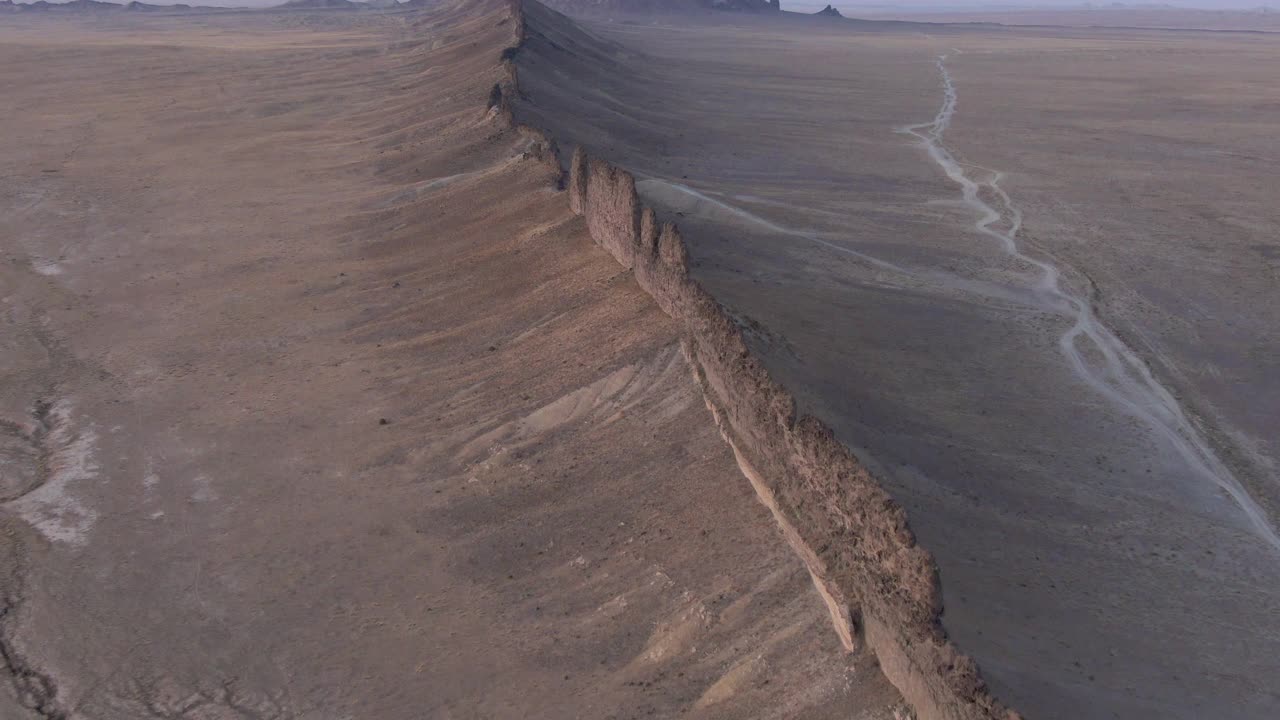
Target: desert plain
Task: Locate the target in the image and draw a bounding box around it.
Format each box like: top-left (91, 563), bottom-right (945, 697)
top-left (1, 1), bottom-right (1278, 719)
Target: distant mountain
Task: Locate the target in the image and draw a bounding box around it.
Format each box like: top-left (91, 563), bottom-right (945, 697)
top-left (813, 3), bottom-right (839, 16)
top-left (2, 0), bottom-right (407, 11)
top-left (18, 0), bottom-right (121, 10)
top-left (123, 1), bottom-right (192, 10)
top-left (277, 0), bottom-right (364, 7)
top-left (7, 0), bottom-right (200, 10)
top-left (541, 0), bottom-right (780, 16)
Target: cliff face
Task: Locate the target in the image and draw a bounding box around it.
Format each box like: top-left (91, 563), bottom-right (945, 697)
top-left (492, 2), bottom-right (1022, 719)
top-left (561, 143), bottom-right (1017, 720)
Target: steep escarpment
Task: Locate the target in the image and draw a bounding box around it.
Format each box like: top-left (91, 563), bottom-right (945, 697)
top-left (494, 2), bottom-right (1021, 719)
top-left (1, 1), bottom-right (906, 717)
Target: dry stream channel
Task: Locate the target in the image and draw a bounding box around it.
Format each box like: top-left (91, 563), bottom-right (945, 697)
top-left (902, 56), bottom-right (1280, 553)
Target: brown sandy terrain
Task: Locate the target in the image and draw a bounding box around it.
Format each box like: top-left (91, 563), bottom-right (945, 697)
top-left (510, 5), bottom-right (1280, 719)
top-left (6, 1), bottom-right (1280, 718)
top-left (0, 2), bottom-right (905, 718)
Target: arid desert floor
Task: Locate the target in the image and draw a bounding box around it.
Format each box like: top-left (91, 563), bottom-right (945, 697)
top-left (2, 2), bottom-right (1279, 719)
top-left (840, 6), bottom-right (1280, 33)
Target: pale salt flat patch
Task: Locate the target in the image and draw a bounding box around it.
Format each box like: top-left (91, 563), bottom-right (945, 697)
top-left (9, 399), bottom-right (99, 547)
top-left (189, 474), bottom-right (216, 503)
top-left (32, 259), bottom-right (63, 276)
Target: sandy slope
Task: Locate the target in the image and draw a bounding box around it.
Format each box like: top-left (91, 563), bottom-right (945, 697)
top-left (0, 3), bottom-right (903, 718)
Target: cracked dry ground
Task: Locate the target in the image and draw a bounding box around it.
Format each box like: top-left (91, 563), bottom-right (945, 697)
top-left (0, 4), bottom-right (903, 719)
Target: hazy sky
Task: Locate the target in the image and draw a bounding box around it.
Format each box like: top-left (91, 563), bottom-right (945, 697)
top-left (14, 0), bottom-right (1275, 11)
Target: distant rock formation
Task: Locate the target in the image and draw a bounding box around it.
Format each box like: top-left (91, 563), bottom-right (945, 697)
top-left (18, 0), bottom-right (121, 10)
top-left (278, 0), bottom-right (364, 8)
top-left (708, 0), bottom-right (778, 11)
top-left (814, 3), bottom-right (840, 17)
top-left (278, 0), bottom-right (408, 7)
top-left (7, 0), bottom-right (202, 11)
top-left (540, 0), bottom-right (780, 15)
top-left (0, 0), bottom-right (408, 9)
top-left (123, 1), bottom-right (189, 10)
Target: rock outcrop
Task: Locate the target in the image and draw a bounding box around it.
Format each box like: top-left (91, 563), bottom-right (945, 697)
top-left (490, 2), bottom-right (1026, 719)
